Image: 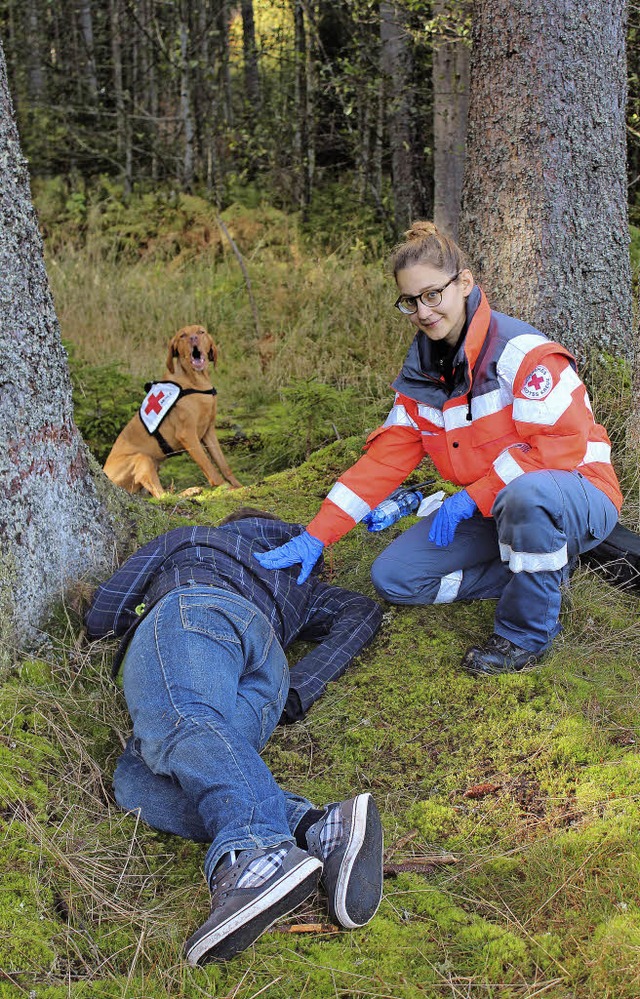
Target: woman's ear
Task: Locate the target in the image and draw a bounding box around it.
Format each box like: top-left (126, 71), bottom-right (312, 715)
top-left (460, 268), bottom-right (475, 297)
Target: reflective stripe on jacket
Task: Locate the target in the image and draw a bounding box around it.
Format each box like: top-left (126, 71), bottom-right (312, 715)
top-left (307, 286), bottom-right (622, 545)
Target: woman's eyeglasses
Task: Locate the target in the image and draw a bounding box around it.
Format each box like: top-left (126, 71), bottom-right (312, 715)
top-left (394, 273), bottom-right (459, 315)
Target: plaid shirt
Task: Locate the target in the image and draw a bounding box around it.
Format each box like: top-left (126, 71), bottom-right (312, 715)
top-left (85, 517), bottom-right (382, 718)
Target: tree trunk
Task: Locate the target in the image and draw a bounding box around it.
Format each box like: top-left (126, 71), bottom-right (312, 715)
top-left (26, 0), bottom-right (46, 103)
top-left (220, 0), bottom-right (234, 128)
top-left (459, 0), bottom-right (632, 360)
top-left (110, 0), bottom-right (132, 194)
top-left (432, 1), bottom-right (469, 241)
top-left (293, 0), bottom-right (310, 214)
top-left (380, 1), bottom-right (415, 233)
top-left (241, 0), bottom-right (261, 111)
top-left (0, 42), bottom-right (117, 656)
top-left (140, 0), bottom-right (159, 181)
top-left (78, 0), bottom-right (99, 103)
top-left (179, 14), bottom-right (195, 190)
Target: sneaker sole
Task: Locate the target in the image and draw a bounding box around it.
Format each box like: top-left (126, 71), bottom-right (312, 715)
top-left (332, 793), bottom-right (383, 930)
top-left (185, 855), bottom-right (322, 965)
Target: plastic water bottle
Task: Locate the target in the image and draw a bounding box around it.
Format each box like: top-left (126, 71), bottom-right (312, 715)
top-left (364, 487), bottom-right (423, 532)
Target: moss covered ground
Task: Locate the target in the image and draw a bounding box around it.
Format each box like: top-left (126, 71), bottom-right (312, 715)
top-left (2, 437), bottom-right (640, 999)
top-left (3, 191), bottom-right (640, 998)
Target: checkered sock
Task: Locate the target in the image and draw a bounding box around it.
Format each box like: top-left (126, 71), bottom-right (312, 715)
top-left (308, 805), bottom-right (343, 859)
top-left (236, 847), bottom-right (289, 889)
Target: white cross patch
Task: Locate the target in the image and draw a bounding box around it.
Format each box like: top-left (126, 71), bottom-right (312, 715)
top-left (139, 382), bottom-right (181, 433)
top-left (521, 365), bottom-right (553, 400)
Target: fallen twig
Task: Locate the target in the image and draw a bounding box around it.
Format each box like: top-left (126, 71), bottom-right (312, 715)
top-left (384, 854), bottom-right (458, 876)
top-left (271, 922), bottom-right (341, 934)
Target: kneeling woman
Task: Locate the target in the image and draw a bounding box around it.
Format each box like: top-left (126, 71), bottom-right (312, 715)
top-left (256, 222), bottom-right (621, 675)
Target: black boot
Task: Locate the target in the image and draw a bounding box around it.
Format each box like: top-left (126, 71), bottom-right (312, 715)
top-left (461, 633), bottom-right (543, 676)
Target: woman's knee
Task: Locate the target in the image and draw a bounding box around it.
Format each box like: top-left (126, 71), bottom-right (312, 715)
top-left (493, 472), bottom-right (554, 522)
top-left (370, 552), bottom-right (405, 601)
top-left (371, 552), bottom-right (439, 604)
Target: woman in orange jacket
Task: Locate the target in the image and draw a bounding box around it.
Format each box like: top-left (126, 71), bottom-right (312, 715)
top-left (256, 222), bottom-right (621, 675)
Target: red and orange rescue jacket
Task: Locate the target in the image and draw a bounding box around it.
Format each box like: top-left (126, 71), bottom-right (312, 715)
top-left (308, 286), bottom-right (622, 546)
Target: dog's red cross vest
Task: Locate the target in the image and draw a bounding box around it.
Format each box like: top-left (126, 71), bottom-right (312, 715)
top-left (138, 381), bottom-right (217, 456)
top-left (139, 382), bottom-right (182, 434)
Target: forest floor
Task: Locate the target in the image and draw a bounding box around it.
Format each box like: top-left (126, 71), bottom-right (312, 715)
top-left (2, 188), bottom-right (640, 999)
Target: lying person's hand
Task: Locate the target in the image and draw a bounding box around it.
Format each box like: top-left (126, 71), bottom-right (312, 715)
top-left (428, 489), bottom-right (477, 547)
top-left (253, 530), bottom-right (325, 584)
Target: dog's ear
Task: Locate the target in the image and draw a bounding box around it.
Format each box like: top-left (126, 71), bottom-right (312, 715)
top-left (166, 337), bottom-right (177, 373)
top-left (208, 340), bottom-right (218, 367)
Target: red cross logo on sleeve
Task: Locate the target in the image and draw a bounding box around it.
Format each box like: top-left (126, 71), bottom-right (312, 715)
top-left (144, 390), bottom-right (165, 415)
top-left (521, 365), bottom-right (553, 400)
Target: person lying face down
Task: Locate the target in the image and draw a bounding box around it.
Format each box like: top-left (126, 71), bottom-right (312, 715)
top-left (85, 507), bottom-right (384, 966)
top-left (255, 221), bottom-right (622, 677)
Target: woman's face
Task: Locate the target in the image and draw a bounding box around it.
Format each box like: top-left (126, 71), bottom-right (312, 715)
top-left (395, 263), bottom-right (474, 347)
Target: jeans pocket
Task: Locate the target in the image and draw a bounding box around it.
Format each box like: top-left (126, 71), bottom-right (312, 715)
top-left (179, 593), bottom-right (254, 641)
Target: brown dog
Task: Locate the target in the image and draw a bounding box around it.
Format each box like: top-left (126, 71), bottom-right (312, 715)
top-left (103, 325), bottom-right (241, 497)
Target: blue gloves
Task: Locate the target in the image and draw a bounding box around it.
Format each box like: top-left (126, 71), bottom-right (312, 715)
top-left (253, 530), bottom-right (325, 585)
top-left (428, 489), bottom-right (477, 547)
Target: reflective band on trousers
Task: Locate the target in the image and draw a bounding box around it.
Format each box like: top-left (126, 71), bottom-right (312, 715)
top-left (434, 569), bottom-right (463, 604)
top-left (499, 542), bottom-right (568, 573)
top-left (326, 482), bottom-right (371, 522)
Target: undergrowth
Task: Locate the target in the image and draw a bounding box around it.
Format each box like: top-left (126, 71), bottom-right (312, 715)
top-left (2, 441), bottom-right (640, 999)
top-left (3, 194), bottom-right (640, 998)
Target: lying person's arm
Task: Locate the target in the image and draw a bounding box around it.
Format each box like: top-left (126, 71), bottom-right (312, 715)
top-left (283, 584), bottom-right (383, 722)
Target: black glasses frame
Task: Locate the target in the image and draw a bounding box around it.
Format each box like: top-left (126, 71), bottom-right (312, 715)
top-left (394, 272), bottom-right (460, 315)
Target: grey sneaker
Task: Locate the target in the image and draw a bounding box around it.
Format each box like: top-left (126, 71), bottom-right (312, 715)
top-left (184, 842), bottom-right (322, 965)
top-left (306, 793), bottom-right (383, 929)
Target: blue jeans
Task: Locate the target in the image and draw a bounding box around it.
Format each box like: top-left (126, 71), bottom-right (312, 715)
top-left (371, 470), bottom-right (618, 653)
top-left (117, 585), bottom-right (314, 885)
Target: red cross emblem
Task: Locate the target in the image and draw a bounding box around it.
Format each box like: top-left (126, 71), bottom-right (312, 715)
top-left (521, 364), bottom-right (553, 400)
top-left (144, 390), bottom-right (165, 415)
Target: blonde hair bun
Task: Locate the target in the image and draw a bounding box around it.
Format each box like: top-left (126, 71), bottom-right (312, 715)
top-left (390, 219), bottom-right (468, 277)
top-left (404, 220), bottom-right (439, 242)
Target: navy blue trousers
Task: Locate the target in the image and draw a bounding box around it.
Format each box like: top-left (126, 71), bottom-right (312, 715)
top-left (371, 470), bottom-right (618, 653)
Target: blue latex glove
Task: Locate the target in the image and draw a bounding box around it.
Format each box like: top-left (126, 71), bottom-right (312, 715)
top-left (428, 489), bottom-right (477, 547)
top-left (253, 530), bottom-right (325, 585)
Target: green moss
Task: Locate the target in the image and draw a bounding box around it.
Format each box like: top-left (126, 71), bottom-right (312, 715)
top-left (457, 920), bottom-right (532, 982)
top-left (0, 872), bottom-right (58, 974)
top-left (584, 913), bottom-right (640, 997)
top-left (5, 201), bottom-right (640, 995)
top-left (407, 800), bottom-right (458, 843)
